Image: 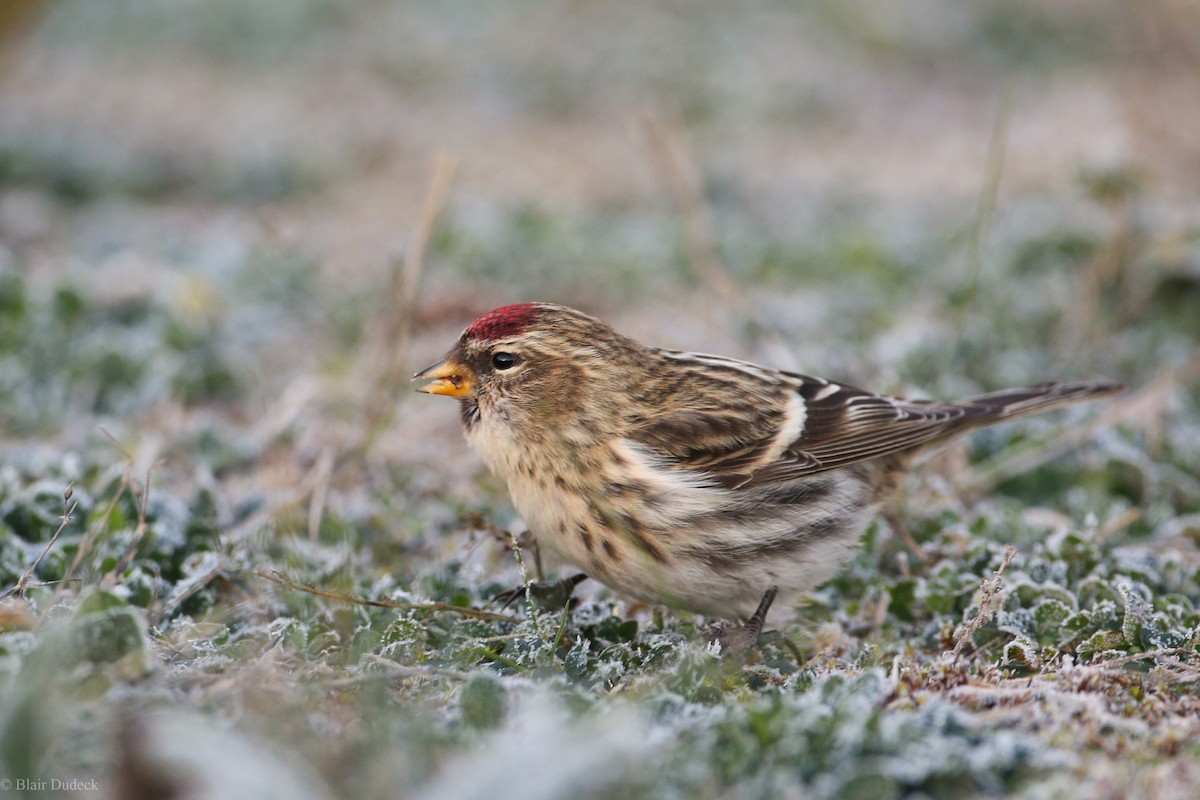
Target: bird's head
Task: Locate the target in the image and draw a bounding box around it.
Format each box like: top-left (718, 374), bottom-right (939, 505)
top-left (413, 303), bottom-right (644, 429)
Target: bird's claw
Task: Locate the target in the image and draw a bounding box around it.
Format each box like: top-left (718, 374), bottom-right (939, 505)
top-left (704, 586), bottom-right (778, 656)
top-left (493, 573), bottom-right (588, 612)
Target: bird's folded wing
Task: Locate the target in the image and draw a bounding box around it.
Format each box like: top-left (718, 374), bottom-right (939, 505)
top-left (630, 407), bottom-right (788, 477)
top-left (630, 376), bottom-right (978, 487)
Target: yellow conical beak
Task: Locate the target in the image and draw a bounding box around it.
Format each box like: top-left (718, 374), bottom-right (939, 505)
top-left (413, 358), bottom-right (473, 398)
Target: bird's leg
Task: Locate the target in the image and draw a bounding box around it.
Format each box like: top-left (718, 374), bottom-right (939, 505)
top-left (743, 586), bottom-right (778, 639)
top-left (707, 586), bottom-right (779, 654)
top-left (494, 573), bottom-right (589, 612)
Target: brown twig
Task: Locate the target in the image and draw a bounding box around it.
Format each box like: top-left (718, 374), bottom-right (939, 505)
top-left (253, 569), bottom-right (521, 623)
top-left (0, 484), bottom-right (77, 600)
top-left (949, 544), bottom-right (1016, 660)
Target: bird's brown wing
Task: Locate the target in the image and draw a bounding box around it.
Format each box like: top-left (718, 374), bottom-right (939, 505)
top-left (740, 378), bottom-right (978, 486)
top-left (750, 377), bottom-right (1123, 486)
top-left (630, 407), bottom-right (791, 476)
top-left (630, 350), bottom-right (1119, 487)
top-left (630, 374), bottom-right (980, 487)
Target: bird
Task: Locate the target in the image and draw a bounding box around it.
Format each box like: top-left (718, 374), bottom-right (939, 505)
top-left (413, 302), bottom-right (1121, 637)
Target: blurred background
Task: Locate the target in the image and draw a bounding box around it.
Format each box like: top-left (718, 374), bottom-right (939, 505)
top-left (2, 0), bottom-right (1198, 452)
top-left (2, 2), bottom-right (1200, 798)
top-left (2, 0), bottom-right (1197, 472)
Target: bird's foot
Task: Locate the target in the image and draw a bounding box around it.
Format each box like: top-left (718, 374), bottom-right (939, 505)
top-left (493, 573), bottom-right (588, 612)
top-left (704, 587), bottom-right (778, 655)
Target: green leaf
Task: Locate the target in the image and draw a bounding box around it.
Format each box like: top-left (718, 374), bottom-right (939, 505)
top-left (459, 673), bottom-right (508, 730)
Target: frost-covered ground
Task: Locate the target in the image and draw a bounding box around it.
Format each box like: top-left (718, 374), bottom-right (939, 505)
top-left (2, 2), bottom-right (1199, 798)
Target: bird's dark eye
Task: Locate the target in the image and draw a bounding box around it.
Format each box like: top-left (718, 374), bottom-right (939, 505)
top-left (491, 352), bottom-right (518, 371)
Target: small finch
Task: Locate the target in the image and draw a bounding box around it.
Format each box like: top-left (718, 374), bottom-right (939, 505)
top-left (414, 303), bottom-right (1121, 634)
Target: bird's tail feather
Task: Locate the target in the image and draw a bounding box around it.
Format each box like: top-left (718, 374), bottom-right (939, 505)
top-left (960, 381), bottom-right (1124, 422)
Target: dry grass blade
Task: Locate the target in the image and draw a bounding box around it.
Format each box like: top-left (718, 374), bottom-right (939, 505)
top-left (635, 113), bottom-right (799, 368)
top-left (234, 155), bottom-right (460, 551)
top-left (393, 153), bottom-right (459, 347)
top-left (638, 114), bottom-right (738, 304)
top-left (153, 554), bottom-right (226, 623)
top-left (328, 654), bottom-right (473, 685)
top-left (361, 151), bottom-right (459, 453)
top-left (955, 91), bottom-right (1011, 333)
top-left (45, 448), bottom-right (137, 615)
top-left (947, 682), bottom-right (1153, 736)
top-left (882, 508), bottom-right (934, 565)
top-left (104, 461), bottom-right (160, 587)
top-left (254, 569), bottom-right (521, 623)
top-left (307, 444), bottom-right (336, 542)
top-left (504, 530), bottom-right (544, 638)
top-left (1086, 648), bottom-right (1200, 682)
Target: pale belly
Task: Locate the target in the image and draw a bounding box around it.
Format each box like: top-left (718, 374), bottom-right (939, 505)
top-left (469, 423), bottom-right (881, 621)
top-left (507, 467), bottom-right (879, 621)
